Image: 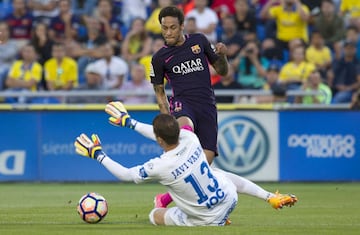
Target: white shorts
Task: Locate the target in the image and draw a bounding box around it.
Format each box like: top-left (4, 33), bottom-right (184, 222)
top-left (163, 193), bottom-right (238, 226)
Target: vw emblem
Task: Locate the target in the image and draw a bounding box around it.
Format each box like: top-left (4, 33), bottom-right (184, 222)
top-left (215, 116), bottom-right (269, 175)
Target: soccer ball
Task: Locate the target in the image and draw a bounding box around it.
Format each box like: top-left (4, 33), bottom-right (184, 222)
top-left (77, 192), bottom-right (108, 224)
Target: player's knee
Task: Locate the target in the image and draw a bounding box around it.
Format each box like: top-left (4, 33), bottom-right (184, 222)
top-left (149, 208), bottom-right (158, 225)
top-left (149, 208), bottom-right (166, 225)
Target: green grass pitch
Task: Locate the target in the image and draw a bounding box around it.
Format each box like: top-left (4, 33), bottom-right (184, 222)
top-left (0, 182), bottom-right (359, 235)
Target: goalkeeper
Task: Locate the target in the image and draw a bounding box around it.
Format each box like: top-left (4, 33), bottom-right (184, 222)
top-left (74, 101), bottom-right (297, 226)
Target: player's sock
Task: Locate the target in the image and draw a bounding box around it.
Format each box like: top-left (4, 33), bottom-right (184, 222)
top-left (161, 192), bottom-right (173, 206)
top-left (154, 192), bottom-right (173, 208)
top-left (221, 170), bottom-right (274, 200)
top-left (181, 125), bottom-right (194, 132)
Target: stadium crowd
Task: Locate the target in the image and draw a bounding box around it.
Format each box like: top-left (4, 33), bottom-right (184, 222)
top-left (0, 0), bottom-right (359, 106)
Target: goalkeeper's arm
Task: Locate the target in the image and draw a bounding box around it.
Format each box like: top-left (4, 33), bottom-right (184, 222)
top-left (99, 155), bottom-right (135, 182)
top-left (105, 101), bottom-right (156, 141)
top-left (74, 133), bottom-right (139, 182)
top-left (133, 122), bottom-right (156, 141)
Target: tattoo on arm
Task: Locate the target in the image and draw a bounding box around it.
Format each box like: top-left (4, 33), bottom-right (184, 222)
top-left (213, 55), bottom-right (229, 76)
top-left (153, 84), bottom-right (170, 114)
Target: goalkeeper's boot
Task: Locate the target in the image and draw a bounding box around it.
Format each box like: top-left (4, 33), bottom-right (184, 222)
top-left (267, 190), bottom-right (298, 209)
top-left (154, 193), bottom-right (168, 208)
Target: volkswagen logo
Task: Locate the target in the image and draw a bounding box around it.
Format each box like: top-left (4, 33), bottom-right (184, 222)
top-left (215, 116), bottom-right (270, 175)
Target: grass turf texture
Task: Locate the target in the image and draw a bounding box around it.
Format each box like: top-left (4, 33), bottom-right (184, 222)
top-left (0, 182), bottom-right (359, 235)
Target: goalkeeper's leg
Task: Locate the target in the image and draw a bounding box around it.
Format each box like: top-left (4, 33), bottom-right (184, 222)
top-left (213, 168), bottom-right (298, 209)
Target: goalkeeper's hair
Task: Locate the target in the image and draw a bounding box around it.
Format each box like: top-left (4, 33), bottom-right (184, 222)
top-left (158, 6), bottom-right (184, 25)
top-left (153, 114), bottom-right (180, 145)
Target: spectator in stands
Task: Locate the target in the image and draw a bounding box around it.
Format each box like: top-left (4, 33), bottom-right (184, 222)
top-left (345, 25), bottom-right (360, 61)
top-left (31, 22), bottom-right (54, 66)
top-left (261, 38), bottom-right (284, 65)
top-left (0, 22), bottom-right (19, 89)
top-left (27, 0), bottom-right (59, 25)
top-left (260, 0), bottom-right (310, 50)
top-left (48, 0), bottom-right (81, 43)
top-left (67, 63), bottom-right (108, 104)
top-left (44, 43), bottom-right (78, 91)
top-left (4, 44), bottom-right (42, 103)
top-left (184, 16), bottom-right (197, 34)
top-left (313, 0), bottom-right (344, 60)
top-left (121, 0), bottom-right (152, 28)
top-left (305, 29), bottom-right (332, 81)
top-left (4, 0), bottom-right (34, 49)
top-left (71, 0), bottom-right (97, 16)
top-left (329, 40), bottom-right (360, 103)
top-left (139, 37), bottom-right (165, 81)
top-left (179, 0), bottom-right (195, 16)
top-left (91, 0), bottom-right (123, 52)
top-left (121, 17), bottom-right (153, 64)
top-left (68, 17), bottom-right (107, 81)
top-left (232, 40), bottom-right (268, 89)
top-left (257, 63), bottom-right (287, 103)
top-left (279, 45), bottom-right (315, 90)
top-left (145, 0), bottom-right (173, 39)
top-left (302, 0), bottom-right (322, 12)
top-left (234, 0), bottom-right (257, 42)
top-left (87, 42), bottom-right (129, 90)
top-left (296, 68), bottom-right (332, 104)
top-left (210, 0), bottom-right (236, 20)
top-left (288, 38), bottom-right (307, 52)
top-left (185, 0), bottom-right (219, 43)
top-left (118, 63), bottom-right (154, 104)
top-left (212, 65), bottom-right (243, 103)
top-left (339, 0), bottom-right (360, 31)
top-left (350, 90), bottom-right (360, 110)
top-left (219, 15), bottom-right (244, 61)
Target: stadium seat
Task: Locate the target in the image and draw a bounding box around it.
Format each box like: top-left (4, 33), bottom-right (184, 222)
top-left (30, 97), bottom-right (61, 104)
top-left (256, 24), bottom-right (266, 42)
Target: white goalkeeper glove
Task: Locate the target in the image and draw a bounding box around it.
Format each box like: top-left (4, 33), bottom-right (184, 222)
top-left (74, 134), bottom-right (106, 162)
top-left (105, 101), bottom-right (137, 129)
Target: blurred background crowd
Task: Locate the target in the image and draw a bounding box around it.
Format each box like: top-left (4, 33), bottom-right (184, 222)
top-left (0, 0), bottom-right (359, 107)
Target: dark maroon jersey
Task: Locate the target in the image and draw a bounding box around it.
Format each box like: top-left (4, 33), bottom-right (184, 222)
top-left (150, 33), bottom-right (220, 105)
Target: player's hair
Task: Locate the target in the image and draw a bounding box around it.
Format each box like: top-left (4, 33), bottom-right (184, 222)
top-left (152, 114), bottom-right (180, 145)
top-left (158, 6), bottom-right (184, 25)
top-left (347, 25), bottom-right (358, 33)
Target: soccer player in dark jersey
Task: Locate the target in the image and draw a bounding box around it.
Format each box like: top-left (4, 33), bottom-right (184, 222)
top-left (150, 5), bottom-right (229, 209)
top-left (151, 5), bottom-right (228, 164)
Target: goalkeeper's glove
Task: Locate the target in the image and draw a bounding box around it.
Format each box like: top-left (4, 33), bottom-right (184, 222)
top-left (74, 133), bottom-right (106, 162)
top-left (105, 101), bottom-right (137, 129)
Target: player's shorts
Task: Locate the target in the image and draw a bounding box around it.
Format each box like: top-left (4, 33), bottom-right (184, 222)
top-left (169, 97), bottom-right (218, 155)
top-left (163, 192), bottom-right (237, 226)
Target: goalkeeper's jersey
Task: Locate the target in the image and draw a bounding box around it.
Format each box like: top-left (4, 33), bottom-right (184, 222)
top-left (129, 130), bottom-right (237, 224)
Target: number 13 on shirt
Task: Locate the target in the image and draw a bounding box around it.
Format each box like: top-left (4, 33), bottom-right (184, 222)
top-left (184, 161), bottom-right (225, 209)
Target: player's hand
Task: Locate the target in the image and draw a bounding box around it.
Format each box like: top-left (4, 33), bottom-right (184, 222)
top-left (214, 42), bottom-right (228, 56)
top-left (74, 133), bottom-right (105, 160)
top-left (105, 101), bottom-right (137, 128)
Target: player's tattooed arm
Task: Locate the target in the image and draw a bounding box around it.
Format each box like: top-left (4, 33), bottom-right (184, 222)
top-left (153, 84), bottom-right (170, 114)
top-left (212, 56), bottom-right (229, 76)
top-left (212, 42), bottom-right (229, 76)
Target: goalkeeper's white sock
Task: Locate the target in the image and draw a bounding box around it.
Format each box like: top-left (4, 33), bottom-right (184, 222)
top-left (214, 168), bottom-right (273, 200)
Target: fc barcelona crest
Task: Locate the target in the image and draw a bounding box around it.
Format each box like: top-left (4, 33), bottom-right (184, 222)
top-left (191, 45), bottom-right (201, 54)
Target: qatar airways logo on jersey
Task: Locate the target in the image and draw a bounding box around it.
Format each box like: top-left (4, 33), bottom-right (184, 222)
top-left (172, 58), bottom-right (204, 75)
